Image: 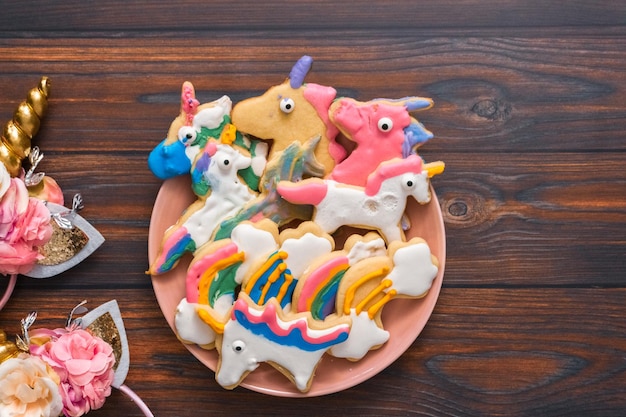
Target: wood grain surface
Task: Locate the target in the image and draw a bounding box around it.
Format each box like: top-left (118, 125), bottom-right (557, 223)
top-left (0, 1), bottom-right (624, 416)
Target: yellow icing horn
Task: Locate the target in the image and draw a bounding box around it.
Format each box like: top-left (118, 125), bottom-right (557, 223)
top-left (1, 77), bottom-right (51, 176)
top-left (0, 330), bottom-right (20, 364)
top-left (424, 161), bottom-right (445, 178)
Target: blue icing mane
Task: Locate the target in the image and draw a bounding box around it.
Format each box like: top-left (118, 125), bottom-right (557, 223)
top-left (233, 308), bottom-right (348, 352)
top-left (247, 252), bottom-right (297, 309)
top-left (402, 121), bottom-right (433, 158)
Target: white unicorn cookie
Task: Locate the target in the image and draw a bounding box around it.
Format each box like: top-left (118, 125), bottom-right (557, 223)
top-left (201, 292), bottom-right (351, 392)
top-left (277, 155), bottom-right (444, 243)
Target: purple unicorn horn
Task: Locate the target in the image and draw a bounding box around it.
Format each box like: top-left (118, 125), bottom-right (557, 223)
top-left (289, 55), bottom-right (313, 88)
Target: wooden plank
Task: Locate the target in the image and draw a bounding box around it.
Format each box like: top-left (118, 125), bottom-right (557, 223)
top-left (1, 35), bottom-right (624, 154)
top-left (0, 288), bottom-right (623, 416)
top-left (0, 1), bottom-right (624, 31)
top-left (5, 150), bottom-right (621, 287)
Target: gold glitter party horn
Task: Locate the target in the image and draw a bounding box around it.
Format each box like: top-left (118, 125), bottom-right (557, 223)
top-left (0, 77), bottom-right (50, 176)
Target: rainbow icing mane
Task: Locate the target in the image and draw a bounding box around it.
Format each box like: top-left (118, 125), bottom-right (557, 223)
top-left (231, 297), bottom-right (349, 351)
top-left (189, 242), bottom-right (242, 305)
top-left (296, 256), bottom-right (349, 320)
top-left (244, 251), bottom-right (296, 309)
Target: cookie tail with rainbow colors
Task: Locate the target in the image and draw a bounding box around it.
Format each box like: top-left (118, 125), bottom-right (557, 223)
top-left (244, 251), bottom-right (297, 310)
top-left (149, 227), bottom-right (196, 274)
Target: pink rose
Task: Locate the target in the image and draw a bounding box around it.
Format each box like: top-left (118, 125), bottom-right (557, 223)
top-left (30, 328), bottom-right (115, 417)
top-left (0, 241), bottom-right (42, 275)
top-left (0, 172), bottom-right (52, 275)
top-left (0, 178), bottom-right (29, 241)
top-left (14, 197), bottom-right (54, 246)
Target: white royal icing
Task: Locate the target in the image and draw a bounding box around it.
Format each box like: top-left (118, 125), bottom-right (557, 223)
top-left (386, 242), bottom-right (438, 297)
top-left (346, 238), bottom-right (387, 265)
top-left (217, 301), bottom-right (346, 391)
top-left (329, 308), bottom-right (389, 360)
top-left (304, 170), bottom-right (430, 242)
top-left (193, 95), bottom-right (232, 130)
top-left (174, 298), bottom-right (218, 347)
top-left (281, 232), bottom-right (334, 278)
top-left (230, 223), bottom-right (279, 284)
top-left (184, 145), bottom-right (255, 245)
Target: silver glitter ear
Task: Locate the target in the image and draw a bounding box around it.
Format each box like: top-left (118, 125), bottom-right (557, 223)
top-left (24, 196), bottom-right (105, 279)
top-left (78, 300), bottom-right (130, 388)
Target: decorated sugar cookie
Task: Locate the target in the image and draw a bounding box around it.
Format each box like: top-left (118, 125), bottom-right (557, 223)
top-left (328, 96), bottom-right (433, 187)
top-left (290, 232), bottom-right (386, 320)
top-left (330, 237), bottom-right (439, 360)
top-left (277, 155), bottom-right (444, 243)
top-left (148, 141), bottom-right (256, 275)
top-left (210, 292), bottom-right (351, 392)
top-left (241, 221), bottom-right (335, 311)
top-left (231, 55), bottom-right (342, 175)
top-left (175, 220), bottom-right (280, 348)
top-left (211, 136), bottom-right (325, 241)
top-left (148, 83), bottom-right (268, 193)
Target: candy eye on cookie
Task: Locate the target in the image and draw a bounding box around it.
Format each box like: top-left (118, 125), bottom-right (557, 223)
top-left (280, 97), bottom-right (295, 114)
top-left (216, 156), bottom-right (231, 171)
top-left (402, 173), bottom-right (416, 190)
top-left (377, 117), bottom-right (393, 132)
top-left (178, 126), bottom-right (197, 145)
top-left (232, 340), bottom-right (246, 353)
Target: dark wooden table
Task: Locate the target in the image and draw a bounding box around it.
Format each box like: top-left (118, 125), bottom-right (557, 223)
top-left (1, 1), bottom-right (625, 416)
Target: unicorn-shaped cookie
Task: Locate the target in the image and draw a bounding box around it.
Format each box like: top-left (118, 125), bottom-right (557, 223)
top-left (277, 155), bottom-right (444, 243)
top-left (330, 237), bottom-right (439, 360)
top-left (211, 137), bottom-right (325, 241)
top-left (148, 82), bottom-right (267, 193)
top-left (174, 220), bottom-right (280, 349)
top-left (211, 293), bottom-right (351, 392)
top-left (290, 232), bottom-right (387, 320)
top-left (148, 142), bottom-right (255, 274)
top-left (328, 96), bottom-right (433, 187)
top-left (175, 221), bottom-right (334, 347)
top-left (231, 55), bottom-right (342, 175)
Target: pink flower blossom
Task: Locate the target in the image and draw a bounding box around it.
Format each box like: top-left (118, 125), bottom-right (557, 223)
top-left (0, 240), bottom-right (42, 275)
top-left (29, 328), bottom-right (115, 417)
top-left (0, 164), bottom-right (52, 275)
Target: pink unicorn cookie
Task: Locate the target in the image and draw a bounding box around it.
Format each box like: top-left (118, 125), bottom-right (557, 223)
top-left (328, 96), bottom-right (433, 187)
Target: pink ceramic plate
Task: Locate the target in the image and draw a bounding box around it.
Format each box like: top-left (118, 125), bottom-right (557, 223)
top-left (149, 175), bottom-right (445, 397)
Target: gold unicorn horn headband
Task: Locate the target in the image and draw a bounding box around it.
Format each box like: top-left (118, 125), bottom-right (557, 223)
top-left (0, 77), bottom-right (50, 176)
